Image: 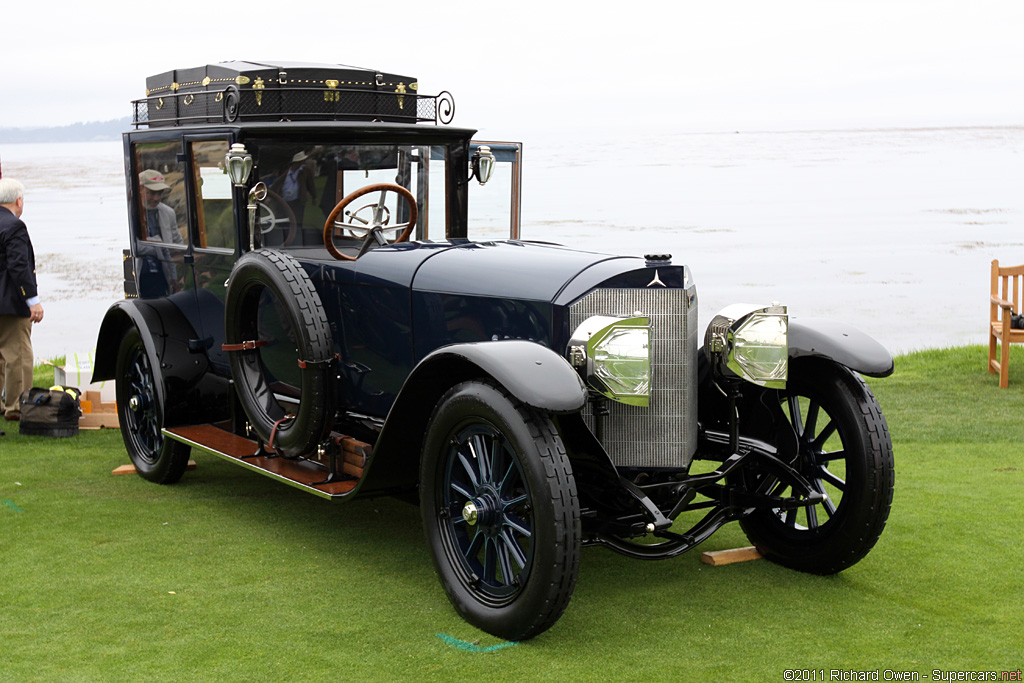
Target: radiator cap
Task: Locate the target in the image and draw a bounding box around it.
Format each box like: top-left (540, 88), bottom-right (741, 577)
top-left (645, 254), bottom-right (672, 266)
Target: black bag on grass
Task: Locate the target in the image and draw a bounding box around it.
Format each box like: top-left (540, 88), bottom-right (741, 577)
top-left (19, 387), bottom-right (82, 438)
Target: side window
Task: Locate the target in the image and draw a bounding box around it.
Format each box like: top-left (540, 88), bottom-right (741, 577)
top-left (134, 141), bottom-right (187, 245)
top-left (191, 140), bottom-right (235, 250)
top-left (468, 141), bottom-right (522, 240)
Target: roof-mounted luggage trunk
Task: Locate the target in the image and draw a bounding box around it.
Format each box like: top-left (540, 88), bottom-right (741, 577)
top-left (138, 61), bottom-right (429, 127)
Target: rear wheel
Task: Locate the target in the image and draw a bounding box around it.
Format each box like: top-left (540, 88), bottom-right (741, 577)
top-left (739, 359), bottom-right (894, 574)
top-left (115, 328), bottom-right (191, 484)
top-left (420, 381), bottom-right (581, 641)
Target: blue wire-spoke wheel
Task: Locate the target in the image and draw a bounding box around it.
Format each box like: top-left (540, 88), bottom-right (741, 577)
top-left (442, 421), bottom-right (534, 602)
top-left (115, 327), bottom-right (191, 484)
top-left (124, 341), bottom-right (160, 457)
top-left (420, 381), bottom-right (580, 641)
top-left (738, 358), bottom-right (894, 574)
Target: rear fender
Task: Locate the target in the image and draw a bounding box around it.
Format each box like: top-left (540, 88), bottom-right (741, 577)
top-left (360, 340), bottom-right (587, 494)
top-left (92, 298), bottom-right (229, 427)
top-left (94, 300), bottom-right (166, 383)
top-left (789, 317), bottom-right (894, 378)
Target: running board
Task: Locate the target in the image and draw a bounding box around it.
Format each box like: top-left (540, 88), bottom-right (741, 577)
top-left (162, 424), bottom-right (358, 500)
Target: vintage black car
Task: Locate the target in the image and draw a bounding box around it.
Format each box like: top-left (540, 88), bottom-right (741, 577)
top-left (93, 61), bottom-right (895, 641)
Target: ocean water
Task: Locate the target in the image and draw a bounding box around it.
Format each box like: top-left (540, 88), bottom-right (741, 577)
top-left (2, 125), bottom-right (1022, 360)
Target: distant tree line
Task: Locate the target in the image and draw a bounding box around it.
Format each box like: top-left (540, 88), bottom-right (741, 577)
top-left (0, 118), bottom-right (132, 144)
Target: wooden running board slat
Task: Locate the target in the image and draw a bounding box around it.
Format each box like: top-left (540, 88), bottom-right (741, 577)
top-left (163, 424), bottom-right (357, 499)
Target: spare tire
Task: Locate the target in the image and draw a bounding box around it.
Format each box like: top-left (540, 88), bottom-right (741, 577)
top-left (224, 249), bottom-right (335, 457)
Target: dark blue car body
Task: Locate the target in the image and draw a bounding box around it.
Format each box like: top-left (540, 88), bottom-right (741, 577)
top-left (94, 62), bottom-right (895, 641)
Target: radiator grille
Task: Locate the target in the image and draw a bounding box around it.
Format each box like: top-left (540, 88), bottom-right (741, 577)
top-left (569, 286), bottom-right (698, 469)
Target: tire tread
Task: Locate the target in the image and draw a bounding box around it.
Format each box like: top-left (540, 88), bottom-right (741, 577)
top-left (741, 360), bottom-right (894, 574)
top-left (420, 380), bottom-right (581, 641)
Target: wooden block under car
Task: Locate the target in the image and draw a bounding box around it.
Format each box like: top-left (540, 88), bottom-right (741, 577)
top-left (700, 546), bottom-right (762, 566)
top-left (112, 461), bottom-right (197, 476)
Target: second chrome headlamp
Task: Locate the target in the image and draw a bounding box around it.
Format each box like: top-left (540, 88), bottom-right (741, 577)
top-left (705, 303), bottom-right (788, 389)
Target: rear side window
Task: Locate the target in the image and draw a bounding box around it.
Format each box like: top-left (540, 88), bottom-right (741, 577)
top-left (133, 141), bottom-right (188, 245)
top-left (191, 140), bottom-right (235, 250)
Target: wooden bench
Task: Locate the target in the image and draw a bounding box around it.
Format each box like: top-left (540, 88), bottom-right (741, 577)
top-left (988, 259), bottom-right (1024, 388)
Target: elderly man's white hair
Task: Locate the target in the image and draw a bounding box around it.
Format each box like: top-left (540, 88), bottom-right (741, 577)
top-left (0, 178), bottom-right (26, 204)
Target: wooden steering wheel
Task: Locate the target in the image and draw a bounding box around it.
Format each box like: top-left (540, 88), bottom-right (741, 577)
top-left (323, 183), bottom-right (418, 261)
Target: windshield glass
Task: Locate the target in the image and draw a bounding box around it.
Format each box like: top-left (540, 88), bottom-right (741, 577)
top-left (255, 141), bottom-right (447, 256)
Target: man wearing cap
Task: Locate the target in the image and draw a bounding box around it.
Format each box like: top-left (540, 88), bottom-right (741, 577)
top-left (0, 178), bottom-right (44, 426)
top-left (137, 169), bottom-right (184, 297)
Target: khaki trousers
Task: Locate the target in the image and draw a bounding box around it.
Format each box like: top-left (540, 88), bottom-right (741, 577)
top-left (0, 315), bottom-right (33, 416)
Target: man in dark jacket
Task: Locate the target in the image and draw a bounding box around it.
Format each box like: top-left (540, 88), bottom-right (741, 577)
top-left (0, 178), bottom-right (44, 424)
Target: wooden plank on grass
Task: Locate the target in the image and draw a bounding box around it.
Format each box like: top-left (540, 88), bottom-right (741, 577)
top-left (112, 461), bottom-right (197, 476)
top-left (700, 546), bottom-right (762, 566)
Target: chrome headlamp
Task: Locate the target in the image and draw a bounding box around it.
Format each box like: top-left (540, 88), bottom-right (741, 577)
top-left (568, 315), bottom-right (651, 406)
top-left (705, 303), bottom-right (788, 389)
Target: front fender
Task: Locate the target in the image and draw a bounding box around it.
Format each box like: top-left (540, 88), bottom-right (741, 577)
top-left (359, 340), bottom-right (586, 495)
top-left (420, 340), bottom-right (587, 414)
top-left (789, 317), bottom-right (894, 378)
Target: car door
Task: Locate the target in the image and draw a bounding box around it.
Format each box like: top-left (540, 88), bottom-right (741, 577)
top-left (130, 137), bottom-right (199, 313)
top-left (185, 135), bottom-right (238, 372)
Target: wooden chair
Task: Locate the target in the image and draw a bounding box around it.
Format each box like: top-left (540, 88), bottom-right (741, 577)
top-left (988, 259), bottom-right (1024, 388)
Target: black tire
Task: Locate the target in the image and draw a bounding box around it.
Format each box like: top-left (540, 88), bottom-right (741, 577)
top-left (739, 359), bottom-right (894, 574)
top-left (419, 381), bottom-right (581, 641)
top-left (115, 328), bottom-right (191, 484)
top-left (224, 249), bottom-right (335, 458)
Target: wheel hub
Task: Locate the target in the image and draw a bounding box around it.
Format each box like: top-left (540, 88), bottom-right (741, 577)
top-left (796, 435), bottom-right (819, 470)
top-left (128, 393), bottom-right (152, 414)
top-left (462, 501), bottom-right (480, 525)
top-left (463, 490), bottom-right (501, 531)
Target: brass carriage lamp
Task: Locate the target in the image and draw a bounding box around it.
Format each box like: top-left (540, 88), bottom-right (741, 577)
top-left (471, 145), bottom-right (496, 185)
top-left (225, 143), bottom-right (253, 187)
top-left (225, 143), bottom-right (266, 250)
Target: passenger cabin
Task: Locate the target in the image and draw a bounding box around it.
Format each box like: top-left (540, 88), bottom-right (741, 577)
top-left (102, 61), bottom-right (522, 498)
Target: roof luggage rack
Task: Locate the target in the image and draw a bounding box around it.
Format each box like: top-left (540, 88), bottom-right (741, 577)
top-left (132, 61), bottom-right (455, 128)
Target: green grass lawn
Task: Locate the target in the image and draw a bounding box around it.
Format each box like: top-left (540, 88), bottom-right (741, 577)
top-left (2, 346), bottom-right (1023, 681)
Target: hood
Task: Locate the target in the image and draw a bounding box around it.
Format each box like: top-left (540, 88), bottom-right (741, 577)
top-left (412, 240), bottom-right (637, 302)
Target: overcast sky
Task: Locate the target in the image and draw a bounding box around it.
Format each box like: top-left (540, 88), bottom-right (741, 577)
top-left (1, 0), bottom-right (1021, 136)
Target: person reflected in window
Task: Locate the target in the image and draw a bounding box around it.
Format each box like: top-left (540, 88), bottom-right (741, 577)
top-left (273, 151), bottom-right (316, 226)
top-left (137, 169), bottom-right (183, 298)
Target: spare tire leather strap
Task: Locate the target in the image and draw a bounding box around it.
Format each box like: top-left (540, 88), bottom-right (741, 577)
top-left (222, 340), bottom-right (268, 352)
top-left (267, 414), bottom-right (296, 454)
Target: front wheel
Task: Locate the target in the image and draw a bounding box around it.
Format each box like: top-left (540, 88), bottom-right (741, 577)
top-left (738, 359), bottom-right (894, 574)
top-left (419, 381), bottom-right (581, 641)
top-left (115, 328), bottom-right (191, 484)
